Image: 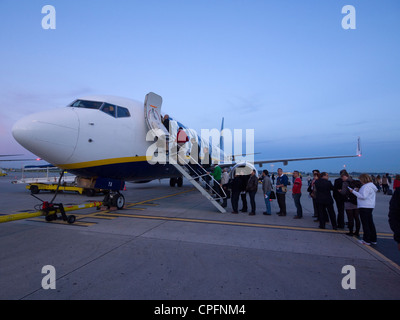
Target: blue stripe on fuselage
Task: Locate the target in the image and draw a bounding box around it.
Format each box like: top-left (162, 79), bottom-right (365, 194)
top-left (67, 161), bottom-right (181, 181)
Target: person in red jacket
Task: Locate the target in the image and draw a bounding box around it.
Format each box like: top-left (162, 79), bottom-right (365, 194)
top-left (176, 127), bottom-right (189, 145)
top-left (176, 127), bottom-right (188, 150)
top-left (393, 174), bottom-right (400, 191)
top-left (292, 170), bottom-right (303, 219)
top-left (175, 127), bottom-right (189, 164)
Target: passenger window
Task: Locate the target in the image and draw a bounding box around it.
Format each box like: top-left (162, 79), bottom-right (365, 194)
top-left (117, 106), bottom-right (131, 118)
top-left (101, 103), bottom-right (116, 117)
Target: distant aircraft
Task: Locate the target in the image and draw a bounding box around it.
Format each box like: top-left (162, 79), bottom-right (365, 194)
top-left (0, 155), bottom-right (39, 160)
top-left (0, 154), bottom-right (39, 175)
top-left (12, 92), bottom-right (361, 209)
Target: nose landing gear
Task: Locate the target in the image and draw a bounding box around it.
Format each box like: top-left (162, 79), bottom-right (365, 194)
top-left (102, 191), bottom-right (125, 210)
top-left (88, 177), bottom-right (126, 210)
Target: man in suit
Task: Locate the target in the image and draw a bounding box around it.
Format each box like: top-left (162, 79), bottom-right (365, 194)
top-left (315, 172), bottom-right (337, 230)
top-left (333, 169), bottom-right (347, 228)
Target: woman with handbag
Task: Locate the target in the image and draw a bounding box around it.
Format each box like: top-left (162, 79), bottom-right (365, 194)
top-left (246, 170), bottom-right (259, 215)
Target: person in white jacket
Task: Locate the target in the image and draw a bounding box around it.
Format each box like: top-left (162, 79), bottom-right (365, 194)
top-left (349, 174), bottom-right (378, 245)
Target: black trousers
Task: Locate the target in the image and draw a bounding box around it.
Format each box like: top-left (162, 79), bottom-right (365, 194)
top-left (335, 199), bottom-right (345, 228)
top-left (276, 192), bottom-right (286, 215)
top-left (312, 198), bottom-right (318, 217)
top-left (346, 208), bottom-right (360, 235)
top-left (240, 193), bottom-right (247, 211)
top-left (248, 190), bottom-right (256, 213)
top-left (317, 203), bottom-right (337, 229)
top-left (359, 208), bottom-right (377, 243)
top-left (231, 191), bottom-right (240, 212)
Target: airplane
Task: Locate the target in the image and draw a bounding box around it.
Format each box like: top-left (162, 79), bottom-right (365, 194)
top-left (12, 92), bottom-right (361, 210)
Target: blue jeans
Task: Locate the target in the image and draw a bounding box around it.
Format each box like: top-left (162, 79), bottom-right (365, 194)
top-left (264, 191), bottom-right (271, 214)
top-left (293, 193), bottom-right (303, 217)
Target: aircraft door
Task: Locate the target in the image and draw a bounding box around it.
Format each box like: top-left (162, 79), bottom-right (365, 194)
top-left (144, 92), bottom-right (169, 137)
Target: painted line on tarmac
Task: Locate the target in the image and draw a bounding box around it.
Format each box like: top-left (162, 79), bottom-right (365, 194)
top-left (67, 188), bottom-right (197, 224)
top-left (119, 188), bottom-right (395, 238)
top-left (105, 211), bottom-right (394, 238)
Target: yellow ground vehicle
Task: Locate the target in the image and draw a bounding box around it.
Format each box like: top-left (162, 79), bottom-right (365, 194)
top-left (26, 183), bottom-right (101, 196)
top-left (13, 165), bottom-right (103, 196)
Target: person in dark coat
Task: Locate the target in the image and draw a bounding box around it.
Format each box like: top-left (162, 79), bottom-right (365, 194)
top-left (231, 174), bottom-right (242, 214)
top-left (246, 169), bottom-right (259, 215)
top-left (315, 172), bottom-right (337, 230)
top-left (333, 169), bottom-right (347, 228)
top-left (340, 172), bottom-right (361, 237)
top-left (162, 114), bottom-right (170, 132)
top-left (240, 175), bottom-right (249, 212)
top-left (389, 187), bottom-right (400, 251)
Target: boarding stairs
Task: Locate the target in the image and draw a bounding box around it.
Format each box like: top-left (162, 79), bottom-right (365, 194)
top-left (144, 92), bottom-right (227, 213)
top-left (171, 152), bottom-right (227, 213)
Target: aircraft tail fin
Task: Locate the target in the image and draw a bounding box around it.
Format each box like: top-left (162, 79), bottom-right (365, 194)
top-left (219, 117), bottom-right (224, 150)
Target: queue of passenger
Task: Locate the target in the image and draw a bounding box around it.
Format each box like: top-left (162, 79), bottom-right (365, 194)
top-left (212, 166), bottom-right (397, 247)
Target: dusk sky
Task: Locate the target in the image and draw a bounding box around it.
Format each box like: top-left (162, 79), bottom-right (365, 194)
top-left (0, 0), bottom-right (399, 173)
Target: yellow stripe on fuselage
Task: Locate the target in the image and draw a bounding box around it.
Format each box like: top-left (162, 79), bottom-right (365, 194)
top-left (57, 156), bottom-right (149, 170)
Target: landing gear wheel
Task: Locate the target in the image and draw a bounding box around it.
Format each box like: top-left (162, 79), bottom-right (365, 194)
top-left (67, 215), bottom-right (76, 224)
top-left (113, 193), bottom-right (125, 210)
top-left (30, 185), bottom-right (39, 194)
top-left (177, 177), bottom-right (183, 187)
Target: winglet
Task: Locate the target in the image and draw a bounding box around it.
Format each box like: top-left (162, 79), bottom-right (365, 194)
top-left (357, 137), bottom-right (362, 157)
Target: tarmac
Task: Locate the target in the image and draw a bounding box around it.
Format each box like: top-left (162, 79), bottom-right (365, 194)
top-left (0, 174), bottom-right (400, 300)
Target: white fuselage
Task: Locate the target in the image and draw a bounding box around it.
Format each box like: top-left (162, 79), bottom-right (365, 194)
top-left (12, 95), bottom-right (225, 181)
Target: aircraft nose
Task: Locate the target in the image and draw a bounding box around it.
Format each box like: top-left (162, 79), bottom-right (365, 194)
top-left (12, 108), bottom-right (79, 164)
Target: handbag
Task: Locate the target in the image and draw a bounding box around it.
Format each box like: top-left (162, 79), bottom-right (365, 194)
top-left (270, 191), bottom-right (276, 199)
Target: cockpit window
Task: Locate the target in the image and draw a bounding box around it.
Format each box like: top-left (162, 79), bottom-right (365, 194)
top-left (117, 106), bottom-right (131, 118)
top-left (70, 99), bottom-right (131, 118)
top-left (101, 103), bottom-right (116, 117)
top-left (70, 100), bottom-right (103, 109)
